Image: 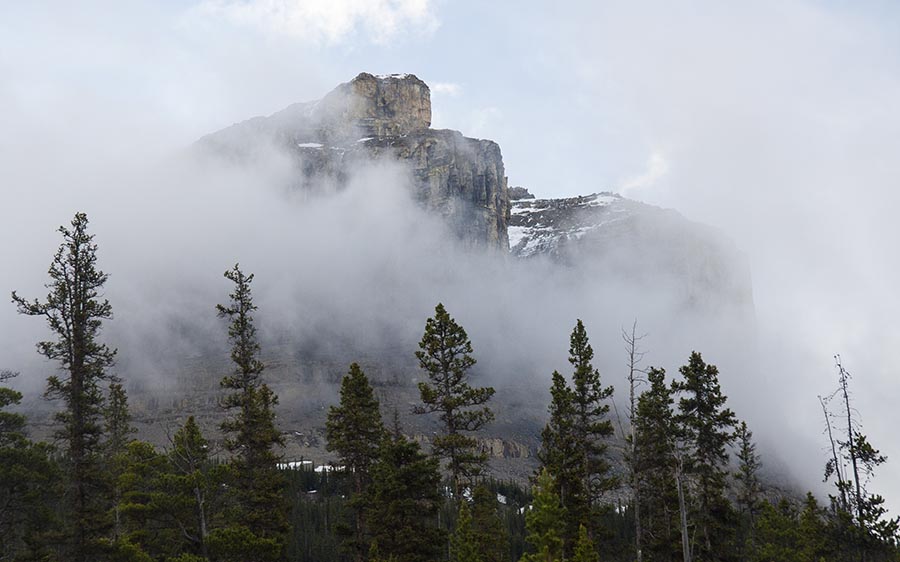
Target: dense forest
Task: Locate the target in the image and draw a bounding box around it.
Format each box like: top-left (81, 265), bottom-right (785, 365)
top-left (2, 212), bottom-right (898, 562)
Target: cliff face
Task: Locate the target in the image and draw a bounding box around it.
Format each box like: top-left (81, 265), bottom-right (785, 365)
top-left (199, 72), bottom-right (509, 250)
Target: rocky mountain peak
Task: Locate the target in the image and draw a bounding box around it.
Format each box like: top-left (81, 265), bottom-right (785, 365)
top-left (315, 72), bottom-right (432, 139)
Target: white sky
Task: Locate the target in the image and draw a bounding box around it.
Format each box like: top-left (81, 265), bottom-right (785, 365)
top-left (2, 0), bottom-right (900, 512)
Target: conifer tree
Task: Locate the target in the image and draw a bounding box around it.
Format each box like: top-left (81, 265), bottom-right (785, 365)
top-left (0, 370), bottom-right (58, 560)
top-left (672, 351), bottom-right (737, 560)
top-left (734, 421), bottom-right (761, 518)
top-left (366, 428), bottom-right (445, 562)
top-left (538, 370), bottom-right (584, 550)
top-left (12, 212), bottom-right (117, 562)
top-left (572, 524), bottom-right (600, 562)
top-left (633, 367), bottom-right (680, 561)
top-left (539, 321), bottom-right (615, 549)
top-left (168, 416), bottom-right (217, 559)
top-left (470, 485), bottom-right (509, 562)
top-left (216, 264), bottom-right (286, 557)
top-left (106, 381), bottom-right (136, 542)
top-left (451, 501), bottom-right (482, 562)
top-left (414, 303), bottom-right (495, 496)
top-left (326, 362), bottom-right (386, 562)
top-left (522, 469), bottom-right (566, 562)
top-left (567, 320), bottom-right (616, 508)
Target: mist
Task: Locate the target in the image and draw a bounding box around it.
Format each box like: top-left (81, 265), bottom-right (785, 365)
top-left (2, 0), bottom-right (899, 514)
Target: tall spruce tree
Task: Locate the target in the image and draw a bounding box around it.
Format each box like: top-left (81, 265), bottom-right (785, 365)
top-left (538, 370), bottom-right (584, 551)
top-left (567, 320), bottom-right (616, 508)
top-left (326, 362), bottom-right (386, 562)
top-left (12, 212), bottom-right (117, 562)
top-left (672, 351), bottom-right (737, 560)
top-left (414, 303), bottom-right (495, 496)
top-left (216, 264), bottom-right (286, 556)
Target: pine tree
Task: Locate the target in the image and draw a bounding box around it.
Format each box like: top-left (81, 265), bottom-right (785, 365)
top-left (633, 367), bottom-right (681, 562)
top-left (522, 469), bottom-right (566, 562)
top-left (168, 416), bottom-right (217, 560)
top-left (538, 370), bottom-right (584, 551)
top-left (821, 357), bottom-right (900, 559)
top-left (734, 420), bottom-right (762, 558)
top-left (734, 421), bottom-right (761, 520)
top-left (450, 501), bottom-right (482, 562)
top-left (216, 264), bottom-right (286, 557)
top-left (0, 370), bottom-right (59, 560)
top-left (366, 429), bottom-right (445, 562)
top-left (470, 485), bottom-right (509, 562)
top-left (572, 524), bottom-right (599, 562)
top-left (567, 320), bottom-right (616, 510)
top-left (326, 362), bottom-right (386, 562)
top-left (414, 303), bottom-right (495, 496)
top-left (116, 420), bottom-right (224, 561)
top-left (12, 212), bottom-right (117, 562)
top-left (671, 351), bottom-right (737, 560)
top-left (106, 381), bottom-right (136, 542)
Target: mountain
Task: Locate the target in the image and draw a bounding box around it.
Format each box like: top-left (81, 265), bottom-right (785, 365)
top-left (199, 72), bottom-right (509, 249)
top-left (24, 73), bottom-right (756, 483)
top-left (508, 189), bottom-right (753, 312)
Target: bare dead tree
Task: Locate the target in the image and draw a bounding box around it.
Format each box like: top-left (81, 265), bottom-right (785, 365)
top-left (623, 321), bottom-right (648, 562)
top-left (820, 393), bottom-right (847, 511)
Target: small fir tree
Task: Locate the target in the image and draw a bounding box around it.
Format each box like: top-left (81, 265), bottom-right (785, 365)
top-left (522, 469), bottom-right (566, 562)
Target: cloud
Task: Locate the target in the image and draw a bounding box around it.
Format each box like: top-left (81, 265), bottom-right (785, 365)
top-left (431, 82), bottom-right (462, 96)
top-left (619, 150), bottom-right (669, 198)
top-left (194, 0), bottom-right (440, 45)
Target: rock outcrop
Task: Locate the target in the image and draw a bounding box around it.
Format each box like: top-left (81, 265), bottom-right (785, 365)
top-left (199, 73), bottom-right (509, 250)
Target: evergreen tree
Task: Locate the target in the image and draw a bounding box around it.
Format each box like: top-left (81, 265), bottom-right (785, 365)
top-left (820, 357), bottom-right (900, 560)
top-left (216, 264), bottom-right (286, 557)
top-left (522, 469), bottom-right (566, 562)
top-left (106, 381), bottom-right (136, 542)
top-left (414, 303), bottom-right (495, 496)
top-left (366, 429), bottom-right (445, 562)
top-left (167, 416), bottom-right (218, 560)
top-left (671, 351), bottom-right (737, 560)
top-left (12, 212), bottom-right (117, 562)
top-left (734, 420), bottom-right (762, 557)
top-left (572, 525), bottom-right (599, 562)
top-left (0, 370), bottom-right (59, 560)
top-left (326, 362), bottom-right (386, 562)
top-left (567, 320), bottom-right (616, 508)
top-left (633, 367), bottom-right (680, 562)
top-left (450, 501), bottom-right (482, 562)
top-left (538, 321), bottom-right (615, 550)
top-left (537, 370), bottom-right (584, 551)
top-left (470, 485), bottom-right (509, 562)
top-left (117, 420), bottom-right (224, 561)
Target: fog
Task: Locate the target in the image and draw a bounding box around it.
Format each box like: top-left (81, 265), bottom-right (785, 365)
top-left (2, 0), bottom-right (899, 513)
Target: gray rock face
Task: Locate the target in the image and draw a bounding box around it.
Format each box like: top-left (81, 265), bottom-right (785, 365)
top-left (199, 72), bottom-right (509, 250)
top-left (509, 192), bottom-right (754, 311)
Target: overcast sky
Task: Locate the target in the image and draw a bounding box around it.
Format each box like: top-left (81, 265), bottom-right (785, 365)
top-left (2, 0), bottom-right (900, 510)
